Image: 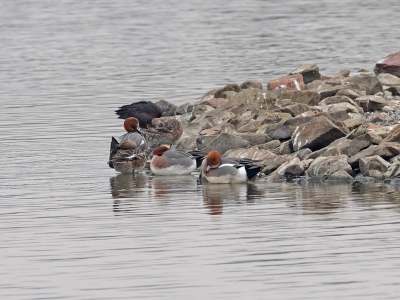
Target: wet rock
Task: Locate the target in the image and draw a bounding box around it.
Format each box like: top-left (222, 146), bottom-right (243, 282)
top-left (256, 140), bottom-right (281, 150)
top-left (279, 90), bottom-right (320, 106)
top-left (377, 73), bottom-right (400, 86)
top-left (318, 83), bottom-right (359, 100)
top-left (237, 120), bottom-right (263, 133)
top-left (383, 124), bottom-right (400, 143)
top-left (325, 170), bottom-right (355, 182)
top-left (306, 155), bottom-right (353, 179)
top-left (384, 156), bottom-right (400, 178)
top-left (292, 116), bottom-right (346, 151)
top-left (275, 103), bottom-right (310, 117)
top-left (177, 102), bottom-right (194, 115)
top-left (266, 125), bottom-right (292, 140)
top-left (341, 75), bottom-right (383, 95)
top-left (359, 155), bottom-right (390, 178)
top-left (156, 99), bottom-right (178, 116)
top-left (224, 148), bottom-right (276, 161)
top-left (375, 51), bottom-right (400, 77)
top-left (289, 64), bottom-right (321, 84)
top-left (201, 133), bottom-right (249, 155)
top-left (348, 142), bottom-right (400, 168)
top-left (354, 95), bottom-right (387, 112)
top-left (240, 81), bottom-right (263, 90)
top-left (343, 118), bottom-right (362, 131)
top-left (214, 83), bottom-right (241, 98)
top-left (267, 74), bottom-right (305, 91)
top-left (236, 133), bottom-right (272, 146)
top-left (336, 88), bottom-right (362, 99)
top-left (261, 154), bottom-right (293, 174)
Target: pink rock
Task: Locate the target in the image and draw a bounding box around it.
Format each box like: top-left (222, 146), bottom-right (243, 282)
top-left (375, 51), bottom-right (400, 77)
top-left (267, 74), bottom-right (305, 91)
top-left (207, 97), bottom-right (229, 108)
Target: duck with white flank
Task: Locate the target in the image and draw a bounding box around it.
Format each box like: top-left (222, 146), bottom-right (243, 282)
top-left (200, 150), bottom-right (262, 183)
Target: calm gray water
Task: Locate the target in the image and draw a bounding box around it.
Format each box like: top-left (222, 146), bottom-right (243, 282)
top-left (2, 0), bottom-right (400, 299)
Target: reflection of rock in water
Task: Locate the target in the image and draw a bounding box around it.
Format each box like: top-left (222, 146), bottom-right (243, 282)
top-left (202, 183), bottom-right (265, 215)
top-left (110, 173), bottom-right (148, 214)
top-left (149, 175), bottom-right (198, 201)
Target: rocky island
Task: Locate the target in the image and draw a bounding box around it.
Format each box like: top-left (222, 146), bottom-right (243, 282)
top-left (153, 51), bottom-right (400, 184)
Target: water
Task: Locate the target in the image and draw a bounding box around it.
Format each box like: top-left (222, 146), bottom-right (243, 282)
top-left (1, 0), bottom-right (400, 299)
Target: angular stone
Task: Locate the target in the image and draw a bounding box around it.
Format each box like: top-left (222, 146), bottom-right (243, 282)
top-left (224, 88), bottom-right (274, 110)
top-left (318, 84), bottom-right (359, 100)
top-left (174, 136), bottom-right (197, 150)
top-left (306, 155), bottom-right (353, 179)
top-left (214, 83), bottom-right (241, 98)
top-left (241, 111), bottom-right (253, 124)
top-left (255, 140), bottom-right (281, 150)
top-left (354, 95), bottom-right (387, 112)
top-left (347, 133), bottom-right (381, 157)
top-left (366, 125), bottom-right (396, 139)
top-left (343, 118), bottom-right (362, 131)
top-left (280, 90), bottom-right (320, 106)
top-left (179, 118), bottom-right (212, 136)
top-left (319, 102), bottom-right (362, 114)
top-left (236, 133), bottom-right (272, 146)
top-left (319, 95), bottom-right (360, 107)
top-left (296, 148), bottom-right (312, 160)
top-left (318, 137), bottom-right (352, 157)
top-left (201, 133), bottom-right (249, 155)
top-left (199, 126), bottom-right (222, 136)
top-left (155, 99), bottom-right (178, 116)
top-left (224, 148), bottom-right (276, 161)
top-left (240, 81), bottom-right (263, 90)
top-left (266, 125), bottom-right (292, 140)
top-left (276, 140), bottom-right (294, 155)
top-left (348, 142), bottom-right (400, 168)
top-left (383, 124), bottom-right (400, 143)
top-left (377, 73), bottom-right (400, 86)
top-left (276, 98), bottom-right (293, 107)
top-left (359, 155), bottom-right (390, 178)
top-left (191, 104), bottom-right (214, 118)
top-left (267, 74), bottom-right (305, 91)
top-left (336, 88), bottom-right (362, 99)
top-left (292, 116), bottom-right (346, 151)
top-left (325, 170), bottom-right (355, 182)
top-left (306, 80), bottom-right (324, 91)
top-left (203, 98), bottom-right (229, 108)
top-left (261, 154), bottom-right (293, 174)
top-left (275, 103), bottom-right (310, 117)
top-left (283, 112), bottom-right (334, 127)
top-left (370, 113), bottom-right (388, 124)
top-left (289, 64), bottom-right (321, 84)
top-left (325, 70), bottom-right (351, 84)
top-left (375, 51), bottom-right (400, 77)
top-left (237, 120), bottom-right (263, 133)
top-left (341, 76), bottom-right (383, 95)
top-left (384, 156), bottom-right (400, 178)
top-left (205, 109), bottom-right (236, 127)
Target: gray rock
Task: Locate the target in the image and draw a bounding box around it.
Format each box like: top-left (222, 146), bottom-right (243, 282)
top-left (318, 83), bottom-right (359, 100)
top-left (306, 155), bottom-right (353, 179)
top-left (384, 156), bottom-right (400, 178)
top-left (237, 120), bottom-right (263, 133)
top-left (255, 140), bottom-right (281, 150)
top-left (266, 125), bottom-right (292, 140)
top-left (359, 155), bottom-right (390, 178)
top-left (319, 102), bottom-right (363, 114)
top-left (325, 170), bottom-right (355, 182)
top-left (348, 142), bottom-right (400, 168)
top-left (156, 99), bottom-right (178, 116)
top-left (277, 140), bottom-right (294, 155)
top-left (236, 133), bottom-right (272, 146)
top-left (261, 154), bottom-right (293, 174)
top-left (336, 89), bottom-right (362, 99)
top-left (377, 73), bottom-right (400, 86)
top-left (289, 64), bottom-right (321, 84)
top-left (275, 103), bottom-right (310, 117)
top-left (214, 83), bottom-right (241, 98)
top-left (202, 133), bottom-right (249, 155)
top-left (275, 157), bottom-right (312, 176)
top-left (347, 132), bottom-right (382, 157)
top-left (354, 95), bottom-right (387, 112)
top-left (296, 148), bottom-right (313, 160)
top-left (341, 75), bottom-right (383, 95)
top-left (177, 102), bottom-right (194, 115)
top-left (174, 136), bottom-right (197, 150)
top-left (383, 124), bottom-right (400, 143)
top-left (240, 81), bottom-right (263, 90)
top-left (279, 90), bottom-right (321, 106)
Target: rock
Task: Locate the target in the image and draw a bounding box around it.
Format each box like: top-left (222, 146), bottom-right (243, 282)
top-left (261, 154), bottom-right (293, 174)
top-left (325, 170), bottom-right (355, 182)
top-left (199, 126), bottom-right (222, 136)
top-left (366, 125), bottom-right (396, 139)
top-left (236, 133), bottom-right (272, 146)
top-left (179, 117), bottom-right (212, 137)
top-left (276, 140), bottom-right (294, 155)
top-left (237, 120), bottom-right (263, 133)
top-left (267, 74), bottom-right (305, 91)
top-left (306, 155), bottom-right (353, 179)
top-left (341, 75), bottom-right (383, 95)
top-left (383, 124), bottom-right (400, 143)
top-left (266, 125), bottom-right (292, 140)
top-left (359, 155), bottom-right (390, 178)
top-left (191, 104), bottom-right (214, 118)
top-left (205, 109), bottom-right (236, 127)
top-left (336, 88), bottom-right (362, 100)
top-left (276, 98), bottom-right (293, 107)
top-left (279, 90), bottom-right (321, 106)
top-left (318, 137), bottom-right (352, 157)
top-left (276, 157), bottom-right (313, 176)
top-left (319, 102), bottom-right (363, 114)
top-left (221, 91), bottom-right (237, 100)
top-left (384, 156), bottom-right (400, 178)
top-left (292, 116), bottom-right (346, 151)
top-left (289, 64), bottom-right (321, 84)
top-left (203, 98), bottom-right (230, 108)
top-left (196, 88), bottom-right (220, 104)
top-left (256, 140), bottom-right (281, 150)
top-left (201, 133), bottom-right (249, 155)
top-left (370, 113), bottom-right (388, 123)
top-left (275, 103), bottom-right (310, 117)
top-left (319, 95), bottom-right (361, 108)
top-left (283, 112), bottom-right (334, 127)
top-left (226, 88), bottom-right (275, 110)
top-left (306, 80), bottom-right (324, 91)
top-left (177, 102), bottom-right (194, 115)
top-left (375, 51), bottom-right (400, 77)
top-left (348, 142), bottom-right (400, 168)
top-left (318, 83), bottom-right (359, 100)
top-left (377, 73), bottom-right (400, 86)
top-left (156, 99), bottom-right (178, 116)
top-left (354, 95), bottom-right (387, 112)
top-left (240, 81), bottom-right (263, 90)
top-left (326, 70), bottom-right (351, 84)
top-left (224, 148), bottom-right (276, 161)
top-left (347, 132), bottom-right (381, 157)
top-left (214, 83), bottom-right (241, 98)
top-left (174, 136), bottom-right (197, 150)
top-left (343, 118), bottom-right (362, 131)
top-left (296, 148), bottom-right (312, 160)
top-left (241, 111), bottom-right (253, 124)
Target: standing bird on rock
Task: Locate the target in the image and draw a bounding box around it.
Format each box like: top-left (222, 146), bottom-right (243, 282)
top-left (200, 150), bottom-right (262, 183)
top-left (108, 139), bottom-right (147, 174)
top-left (117, 117), bottom-right (147, 151)
top-left (115, 101), bottom-right (162, 127)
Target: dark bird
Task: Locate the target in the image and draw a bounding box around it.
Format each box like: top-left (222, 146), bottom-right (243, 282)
top-left (115, 101), bottom-right (162, 127)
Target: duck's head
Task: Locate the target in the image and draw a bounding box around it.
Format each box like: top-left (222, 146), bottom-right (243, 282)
top-left (124, 117), bottom-right (141, 133)
top-left (206, 150), bottom-right (221, 172)
top-left (119, 140), bottom-right (138, 149)
top-left (152, 145), bottom-right (170, 156)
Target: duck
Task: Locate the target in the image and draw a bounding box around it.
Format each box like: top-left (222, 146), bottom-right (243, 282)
top-left (150, 145), bottom-right (203, 175)
top-left (200, 150), bottom-right (261, 183)
top-left (117, 117), bottom-right (147, 151)
top-left (108, 139), bottom-right (147, 174)
top-left (141, 117), bottom-right (183, 148)
top-left (115, 101), bottom-right (162, 127)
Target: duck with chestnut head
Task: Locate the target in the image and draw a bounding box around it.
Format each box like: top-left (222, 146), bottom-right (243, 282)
top-left (117, 117), bottom-right (147, 151)
top-left (108, 140), bottom-right (147, 174)
top-left (200, 150), bottom-right (261, 184)
top-left (150, 145), bottom-right (200, 176)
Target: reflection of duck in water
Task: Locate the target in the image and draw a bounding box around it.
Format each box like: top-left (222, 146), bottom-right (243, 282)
top-left (150, 175), bottom-right (198, 199)
top-left (108, 139), bottom-right (147, 174)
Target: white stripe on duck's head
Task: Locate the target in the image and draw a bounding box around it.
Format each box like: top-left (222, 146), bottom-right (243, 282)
top-left (124, 117), bottom-right (141, 133)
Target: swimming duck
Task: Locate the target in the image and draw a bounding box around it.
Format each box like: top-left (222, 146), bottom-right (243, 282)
top-left (150, 145), bottom-right (200, 175)
top-left (141, 117), bottom-right (183, 148)
top-left (108, 139), bottom-right (147, 174)
top-left (115, 101), bottom-right (162, 127)
top-left (117, 117), bottom-right (147, 151)
top-left (200, 150), bottom-right (261, 183)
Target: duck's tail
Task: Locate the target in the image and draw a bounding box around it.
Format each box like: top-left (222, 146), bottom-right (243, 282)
top-left (108, 136), bottom-right (120, 168)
